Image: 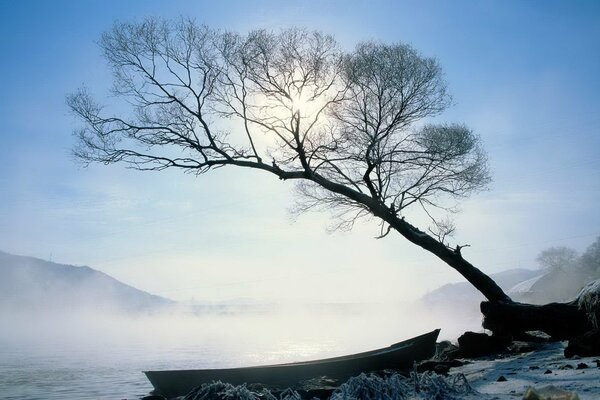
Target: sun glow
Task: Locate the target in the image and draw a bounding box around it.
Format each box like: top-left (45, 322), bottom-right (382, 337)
top-left (249, 86), bottom-right (330, 150)
top-left (289, 90), bottom-right (329, 120)
top-left (291, 91), bottom-right (310, 115)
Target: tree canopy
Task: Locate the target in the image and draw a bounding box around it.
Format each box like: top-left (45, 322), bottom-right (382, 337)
top-left (580, 236), bottom-right (600, 279)
top-left (69, 18), bottom-right (507, 302)
top-left (536, 246), bottom-right (579, 272)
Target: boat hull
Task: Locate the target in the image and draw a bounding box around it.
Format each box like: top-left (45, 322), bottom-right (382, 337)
top-left (144, 329), bottom-right (440, 398)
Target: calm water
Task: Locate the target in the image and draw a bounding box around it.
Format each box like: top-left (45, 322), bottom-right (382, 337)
top-left (0, 306), bottom-right (449, 399)
top-left (0, 340), bottom-right (336, 399)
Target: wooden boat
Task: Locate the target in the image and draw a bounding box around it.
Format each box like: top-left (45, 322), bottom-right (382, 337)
top-left (144, 329), bottom-right (440, 398)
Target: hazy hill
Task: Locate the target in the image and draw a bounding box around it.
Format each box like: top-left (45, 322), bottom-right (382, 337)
top-left (422, 268), bottom-right (541, 307)
top-left (418, 268), bottom-right (541, 332)
top-left (0, 250), bottom-right (174, 313)
top-left (508, 269), bottom-right (591, 304)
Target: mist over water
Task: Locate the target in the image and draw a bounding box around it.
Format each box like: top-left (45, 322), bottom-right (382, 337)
top-left (4, 244), bottom-right (596, 399)
top-left (0, 301), bottom-right (477, 399)
top-left (0, 249), bottom-right (513, 399)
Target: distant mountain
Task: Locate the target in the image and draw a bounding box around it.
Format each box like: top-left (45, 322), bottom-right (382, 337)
top-left (508, 269), bottom-right (591, 304)
top-left (0, 250), bottom-right (174, 313)
top-left (420, 269), bottom-right (541, 321)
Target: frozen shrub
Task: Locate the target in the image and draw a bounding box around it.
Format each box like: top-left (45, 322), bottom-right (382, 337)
top-left (183, 381), bottom-right (277, 400)
top-left (182, 381), bottom-right (303, 400)
top-left (330, 371), bottom-right (473, 400)
top-left (577, 279), bottom-right (600, 328)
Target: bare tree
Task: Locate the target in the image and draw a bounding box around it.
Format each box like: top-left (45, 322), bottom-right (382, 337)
top-left (536, 246), bottom-right (578, 272)
top-left (580, 235), bottom-right (600, 279)
top-left (69, 18), bottom-right (511, 308)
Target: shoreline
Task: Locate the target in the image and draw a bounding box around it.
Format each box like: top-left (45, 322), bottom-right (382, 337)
top-left (449, 341), bottom-right (600, 399)
top-left (146, 341), bottom-right (599, 400)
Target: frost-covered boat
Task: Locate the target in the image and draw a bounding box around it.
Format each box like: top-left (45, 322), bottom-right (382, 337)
top-left (144, 329), bottom-right (440, 398)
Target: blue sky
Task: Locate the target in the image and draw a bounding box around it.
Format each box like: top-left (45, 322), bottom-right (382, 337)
top-left (1, 0), bottom-right (599, 303)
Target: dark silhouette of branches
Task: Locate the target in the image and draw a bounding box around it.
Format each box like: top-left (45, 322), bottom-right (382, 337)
top-left (69, 18), bottom-right (508, 303)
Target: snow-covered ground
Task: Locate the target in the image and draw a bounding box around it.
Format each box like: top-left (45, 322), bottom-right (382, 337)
top-left (171, 342), bottom-right (599, 400)
top-left (507, 274), bottom-right (547, 295)
top-left (450, 341), bottom-right (600, 399)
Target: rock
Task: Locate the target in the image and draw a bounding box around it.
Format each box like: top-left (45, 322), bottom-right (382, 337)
top-left (576, 363), bottom-right (588, 370)
top-left (497, 375), bottom-right (507, 382)
top-left (523, 385), bottom-right (580, 400)
top-left (565, 329), bottom-right (600, 358)
top-left (516, 331), bottom-right (552, 343)
top-left (457, 331), bottom-right (509, 357)
top-left (141, 396), bottom-right (167, 400)
top-left (544, 369), bottom-right (553, 374)
top-left (433, 365), bottom-right (450, 375)
top-left (508, 341), bottom-right (539, 354)
top-left (417, 359), bottom-right (465, 375)
top-left (558, 364), bottom-right (573, 370)
top-left (294, 376), bottom-right (339, 399)
top-left (433, 340), bottom-right (460, 360)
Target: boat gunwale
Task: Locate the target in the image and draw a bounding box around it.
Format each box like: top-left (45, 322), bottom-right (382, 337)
top-left (143, 329), bottom-right (440, 374)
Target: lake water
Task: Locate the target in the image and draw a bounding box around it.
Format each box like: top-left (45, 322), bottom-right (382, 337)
top-left (0, 339), bottom-right (340, 399)
top-left (0, 305), bottom-right (463, 399)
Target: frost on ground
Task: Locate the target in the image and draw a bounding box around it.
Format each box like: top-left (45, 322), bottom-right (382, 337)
top-left (450, 341), bottom-right (600, 400)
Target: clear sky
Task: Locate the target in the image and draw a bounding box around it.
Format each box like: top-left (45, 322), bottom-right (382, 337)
top-left (1, 0), bottom-right (599, 304)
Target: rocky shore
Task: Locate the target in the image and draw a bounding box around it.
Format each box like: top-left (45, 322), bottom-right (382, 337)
top-left (140, 334), bottom-right (600, 400)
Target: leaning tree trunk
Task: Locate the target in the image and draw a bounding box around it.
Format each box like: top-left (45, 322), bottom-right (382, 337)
top-left (377, 206), bottom-right (591, 339)
top-left (379, 209), bottom-right (512, 303)
top-left (313, 171), bottom-right (511, 303)
top-left (313, 174), bottom-right (589, 340)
